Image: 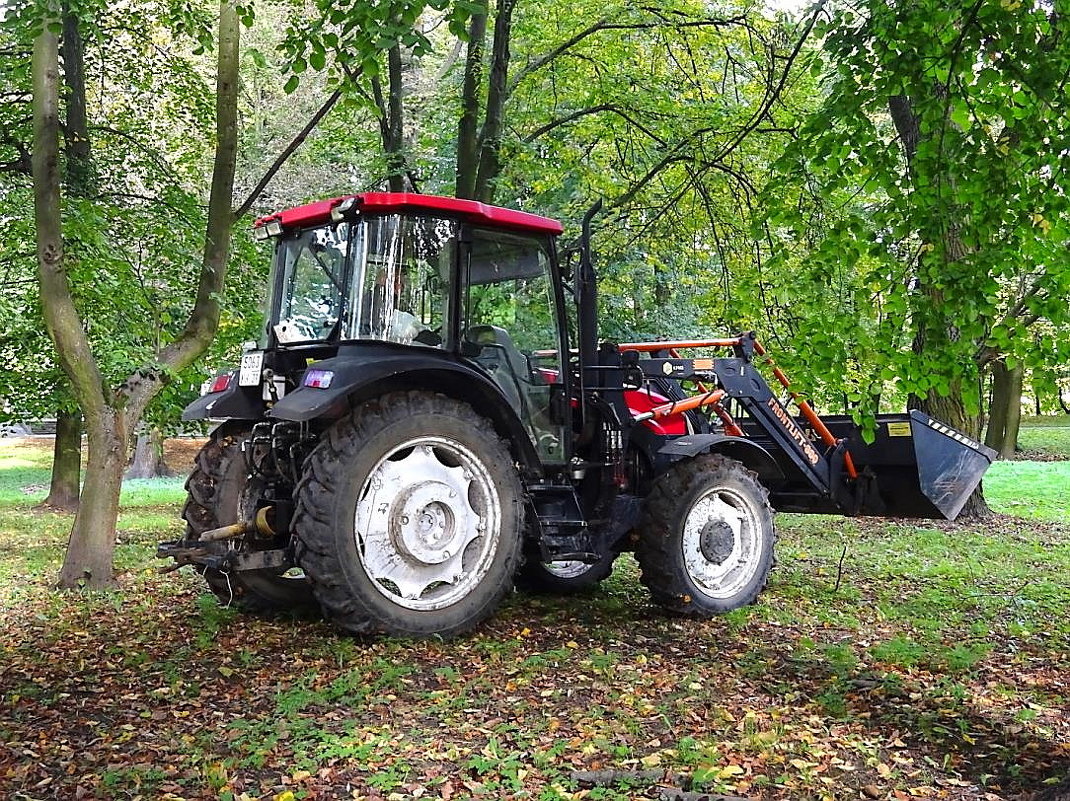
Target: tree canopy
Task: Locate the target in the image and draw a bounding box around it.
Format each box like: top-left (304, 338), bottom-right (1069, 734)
top-left (8, 0), bottom-right (1070, 582)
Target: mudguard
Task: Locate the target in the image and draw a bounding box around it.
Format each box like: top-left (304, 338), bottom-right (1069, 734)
top-left (180, 377), bottom-right (265, 422)
top-left (267, 344), bottom-right (541, 467)
top-left (658, 434), bottom-right (784, 481)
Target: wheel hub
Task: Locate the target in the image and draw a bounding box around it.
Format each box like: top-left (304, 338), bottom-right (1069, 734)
top-left (355, 437), bottom-right (501, 610)
top-left (698, 519), bottom-right (735, 565)
top-left (391, 485), bottom-right (460, 565)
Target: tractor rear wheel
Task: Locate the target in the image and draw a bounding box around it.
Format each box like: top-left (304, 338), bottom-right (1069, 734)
top-left (294, 392), bottom-right (524, 637)
top-left (637, 454), bottom-right (775, 616)
top-left (182, 425), bottom-right (316, 612)
top-left (517, 552), bottom-right (616, 594)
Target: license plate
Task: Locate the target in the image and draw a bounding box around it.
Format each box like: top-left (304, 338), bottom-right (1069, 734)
top-left (238, 351), bottom-right (264, 386)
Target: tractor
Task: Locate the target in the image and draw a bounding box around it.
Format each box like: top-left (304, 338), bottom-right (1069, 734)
top-left (160, 192), bottom-right (996, 637)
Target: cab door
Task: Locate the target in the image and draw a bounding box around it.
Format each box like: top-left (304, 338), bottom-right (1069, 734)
top-left (461, 228), bottom-right (569, 465)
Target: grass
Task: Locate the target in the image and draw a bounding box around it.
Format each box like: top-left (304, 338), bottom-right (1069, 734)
top-left (985, 460), bottom-right (1070, 520)
top-left (0, 431), bottom-right (1067, 800)
top-left (1016, 414), bottom-right (1070, 460)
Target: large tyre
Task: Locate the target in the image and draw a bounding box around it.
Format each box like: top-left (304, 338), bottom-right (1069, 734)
top-left (637, 454), bottom-right (775, 616)
top-left (182, 426), bottom-right (317, 612)
top-left (293, 391), bottom-right (524, 637)
top-left (516, 551), bottom-right (616, 594)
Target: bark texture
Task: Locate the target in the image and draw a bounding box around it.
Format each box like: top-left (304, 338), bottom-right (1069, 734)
top-left (42, 409), bottom-right (81, 511)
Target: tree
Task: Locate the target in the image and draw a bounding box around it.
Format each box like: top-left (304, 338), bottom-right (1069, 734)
top-left (760, 0), bottom-right (1070, 511)
top-left (31, 0), bottom-right (241, 587)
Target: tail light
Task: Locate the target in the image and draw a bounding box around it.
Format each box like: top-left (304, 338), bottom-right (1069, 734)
top-left (207, 373), bottom-right (232, 394)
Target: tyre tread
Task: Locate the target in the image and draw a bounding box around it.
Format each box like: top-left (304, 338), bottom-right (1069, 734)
top-left (294, 391), bottom-right (523, 638)
top-left (637, 453), bottom-right (776, 616)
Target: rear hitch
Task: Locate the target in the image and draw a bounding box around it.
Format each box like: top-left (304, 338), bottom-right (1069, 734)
top-left (157, 506), bottom-right (291, 573)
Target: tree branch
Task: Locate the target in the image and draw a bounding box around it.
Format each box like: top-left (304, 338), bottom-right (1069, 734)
top-left (523, 104), bottom-right (666, 145)
top-left (708, 1), bottom-right (824, 165)
top-left (233, 82), bottom-right (346, 220)
top-left (508, 14), bottom-right (748, 98)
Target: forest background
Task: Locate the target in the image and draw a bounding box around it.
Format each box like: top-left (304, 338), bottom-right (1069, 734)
top-left (2, 0), bottom-right (1070, 593)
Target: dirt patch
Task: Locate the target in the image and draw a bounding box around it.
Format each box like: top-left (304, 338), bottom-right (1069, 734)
top-left (163, 438), bottom-right (207, 476)
top-left (1, 435), bottom-right (206, 477)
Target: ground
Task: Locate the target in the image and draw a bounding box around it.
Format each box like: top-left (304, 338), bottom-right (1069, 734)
top-left (0, 424), bottom-right (1068, 801)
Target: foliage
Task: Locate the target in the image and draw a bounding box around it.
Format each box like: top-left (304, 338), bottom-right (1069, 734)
top-left (270, 0), bottom-right (815, 342)
top-left (758, 0), bottom-right (1070, 426)
top-left (0, 435), bottom-right (1068, 798)
top-left (0, 0), bottom-right (268, 430)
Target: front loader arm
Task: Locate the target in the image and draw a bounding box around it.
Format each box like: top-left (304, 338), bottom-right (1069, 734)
top-left (618, 332), bottom-right (995, 520)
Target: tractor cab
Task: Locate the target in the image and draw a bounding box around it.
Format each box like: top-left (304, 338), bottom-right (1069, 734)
top-left (188, 193), bottom-right (573, 470)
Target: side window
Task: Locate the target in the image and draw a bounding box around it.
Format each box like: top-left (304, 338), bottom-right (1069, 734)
top-left (465, 234), bottom-right (557, 355)
top-left (348, 216), bottom-right (455, 347)
top-left (464, 231), bottom-right (566, 463)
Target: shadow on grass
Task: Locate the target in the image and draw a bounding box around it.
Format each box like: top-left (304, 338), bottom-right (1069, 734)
top-left (754, 637), bottom-right (1070, 799)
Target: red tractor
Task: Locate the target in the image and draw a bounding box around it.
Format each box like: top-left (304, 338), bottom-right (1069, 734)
top-left (160, 193), bottom-right (995, 637)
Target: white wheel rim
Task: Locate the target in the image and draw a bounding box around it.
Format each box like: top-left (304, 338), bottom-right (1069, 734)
top-left (680, 485), bottom-right (762, 600)
top-left (542, 560), bottom-right (592, 579)
top-left (354, 436), bottom-right (502, 611)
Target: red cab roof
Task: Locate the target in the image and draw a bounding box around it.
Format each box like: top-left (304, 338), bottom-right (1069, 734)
top-left (254, 192), bottom-right (563, 236)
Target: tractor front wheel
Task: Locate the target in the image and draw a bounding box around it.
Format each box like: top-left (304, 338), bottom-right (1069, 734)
top-left (637, 454), bottom-right (775, 616)
top-left (294, 392), bottom-right (524, 637)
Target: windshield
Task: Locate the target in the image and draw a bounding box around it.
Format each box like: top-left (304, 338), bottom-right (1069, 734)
top-left (268, 215), bottom-right (456, 347)
top-left (272, 223), bottom-right (349, 343)
top-left (344, 215), bottom-right (456, 346)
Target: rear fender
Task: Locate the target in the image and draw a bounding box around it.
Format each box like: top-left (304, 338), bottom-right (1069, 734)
top-left (181, 376), bottom-right (265, 422)
top-left (268, 348), bottom-right (541, 469)
top-left (658, 434), bottom-right (783, 482)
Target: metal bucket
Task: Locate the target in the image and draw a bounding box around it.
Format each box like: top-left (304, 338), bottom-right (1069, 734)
top-left (828, 410), bottom-right (998, 520)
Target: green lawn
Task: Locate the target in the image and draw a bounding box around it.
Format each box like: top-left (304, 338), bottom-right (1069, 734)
top-left (0, 435), bottom-right (1067, 801)
top-left (1016, 415), bottom-right (1070, 460)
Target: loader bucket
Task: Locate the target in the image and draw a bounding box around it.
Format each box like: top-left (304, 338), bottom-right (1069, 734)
top-left (908, 411), bottom-right (998, 519)
top-left (833, 410), bottom-right (998, 520)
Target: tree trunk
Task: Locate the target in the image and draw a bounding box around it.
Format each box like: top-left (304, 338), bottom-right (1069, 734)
top-left (984, 359), bottom-right (1024, 460)
top-left (455, 6), bottom-right (488, 199)
top-left (385, 44), bottom-right (406, 192)
top-left (474, 0), bottom-right (516, 203)
top-left (985, 360), bottom-right (1009, 451)
top-left (57, 407), bottom-right (127, 588)
top-left (1001, 361), bottom-right (1023, 459)
top-left (61, 4), bottom-right (94, 195)
top-left (125, 427), bottom-right (170, 479)
top-left (371, 42), bottom-right (407, 192)
top-left (41, 0), bottom-right (243, 588)
top-left (42, 408), bottom-right (81, 510)
top-left (890, 93), bottom-right (989, 517)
